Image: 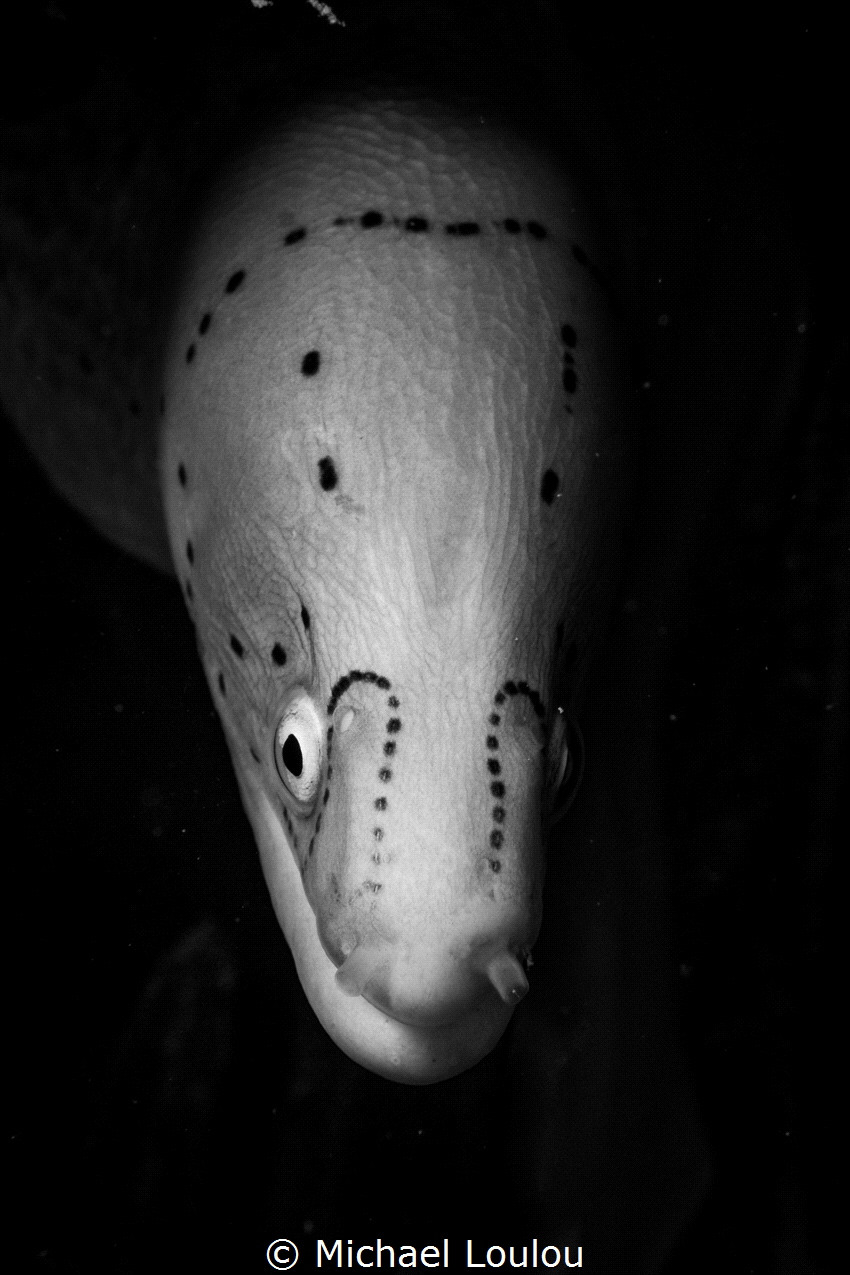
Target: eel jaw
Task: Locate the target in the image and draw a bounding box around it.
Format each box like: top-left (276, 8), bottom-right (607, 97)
top-left (240, 780), bottom-right (521, 1084)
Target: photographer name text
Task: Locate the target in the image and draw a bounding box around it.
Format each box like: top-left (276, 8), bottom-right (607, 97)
top-left (316, 1240), bottom-right (582, 1269)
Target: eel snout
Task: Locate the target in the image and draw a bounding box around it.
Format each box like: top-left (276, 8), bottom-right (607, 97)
top-left (332, 936), bottom-right (530, 1029)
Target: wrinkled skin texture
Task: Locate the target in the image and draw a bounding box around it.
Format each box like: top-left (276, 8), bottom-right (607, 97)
top-left (161, 97), bottom-right (624, 1080)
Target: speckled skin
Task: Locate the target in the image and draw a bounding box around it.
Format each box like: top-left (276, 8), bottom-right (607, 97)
top-left (160, 95), bottom-right (626, 1080)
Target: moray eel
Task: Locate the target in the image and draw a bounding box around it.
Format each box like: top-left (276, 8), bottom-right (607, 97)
top-left (158, 93), bottom-right (624, 1082)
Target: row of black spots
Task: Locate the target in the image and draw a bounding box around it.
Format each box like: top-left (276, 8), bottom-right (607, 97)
top-left (485, 680), bottom-right (546, 871)
top-left (497, 678), bottom-right (546, 720)
top-left (561, 321), bottom-right (578, 406)
top-left (185, 268), bottom-right (247, 365)
top-left (313, 670), bottom-right (394, 859)
top-left (325, 210), bottom-right (549, 240)
top-left (485, 722), bottom-right (506, 873)
top-left (325, 668), bottom-right (391, 718)
top-left (374, 694), bottom-right (402, 845)
top-left (486, 700), bottom-right (506, 872)
top-left (496, 218), bottom-right (548, 240)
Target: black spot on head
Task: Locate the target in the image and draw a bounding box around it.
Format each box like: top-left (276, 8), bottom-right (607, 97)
top-left (199, 313), bottom-right (211, 335)
top-left (487, 759), bottom-right (501, 775)
top-left (504, 681), bottom-right (518, 695)
top-left (186, 539), bottom-right (194, 564)
top-left (562, 366), bottom-right (577, 394)
top-left (318, 456), bottom-right (337, 490)
top-left (129, 399), bottom-right (140, 417)
top-left (230, 634), bottom-right (244, 658)
top-left (527, 221), bottom-right (546, 239)
top-left (405, 216), bottom-right (429, 232)
top-left (284, 227), bottom-right (306, 245)
top-left (362, 672), bottom-right (378, 684)
top-left (489, 858), bottom-right (502, 872)
top-left (445, 222), bottom-right (480, 236)
top-left (494, 691), bottom-right (506, 705)
top-left (375, 796), bottom-right (387, 811)
top-left (386, 718), bottom-right (401, 734)
top-left (361, 210), bottom-right (383, 228)
top-left (541, 469), bottom-right (559, 504)
top-left (491, 782), bottom-right (505, 798)
top-left (489, 713), bottom-right (501, 726)
top-left (490, 830), bottom-right (504, 849)
top-left (218, 672), bottom-right (226, 696)
top-left (486, 735), bottom-right (499, 750)
top-left (79, 351), bottom-right (94, 375)
top-left (302, 350), bottom-right (320, 376)
top-left (503, 218), bottom-right (521, 233)
top-left (378, 768), bottom-right (392, 783)
top-left (301, 606), bottom-right (310, 631)
top-left (493, 807), bottom-right (506, 823)
top-left (561, 323), bottom-right (577, 348)
top-left (186, 344), bottom-right (195, 364)
top-left (382, 683), bottom-right (394, 696)
top-left (225, 269), bottom-right (246, 294)
top-left (271, 643), bottom-right (287, 667)
top-left (178, 463), bottom-right (187, 487)
top-left (384, 741), bottom-right (396, 756)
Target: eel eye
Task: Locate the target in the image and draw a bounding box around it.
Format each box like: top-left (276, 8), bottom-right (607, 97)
top-left (273, 691), bottom-right (324, 807)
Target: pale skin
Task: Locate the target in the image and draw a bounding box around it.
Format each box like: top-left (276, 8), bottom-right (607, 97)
top-left (160, 93), bottom-right (625, 1082)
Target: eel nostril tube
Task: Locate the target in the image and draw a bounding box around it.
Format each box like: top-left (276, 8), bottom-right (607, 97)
top-left (334, 945), bottom-right (384, 997)
top-left (486, 952), bottom-right (529, 1004)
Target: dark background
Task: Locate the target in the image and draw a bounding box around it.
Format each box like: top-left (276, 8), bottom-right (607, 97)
top-left (4, 3), bottom-right (844, 1271)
